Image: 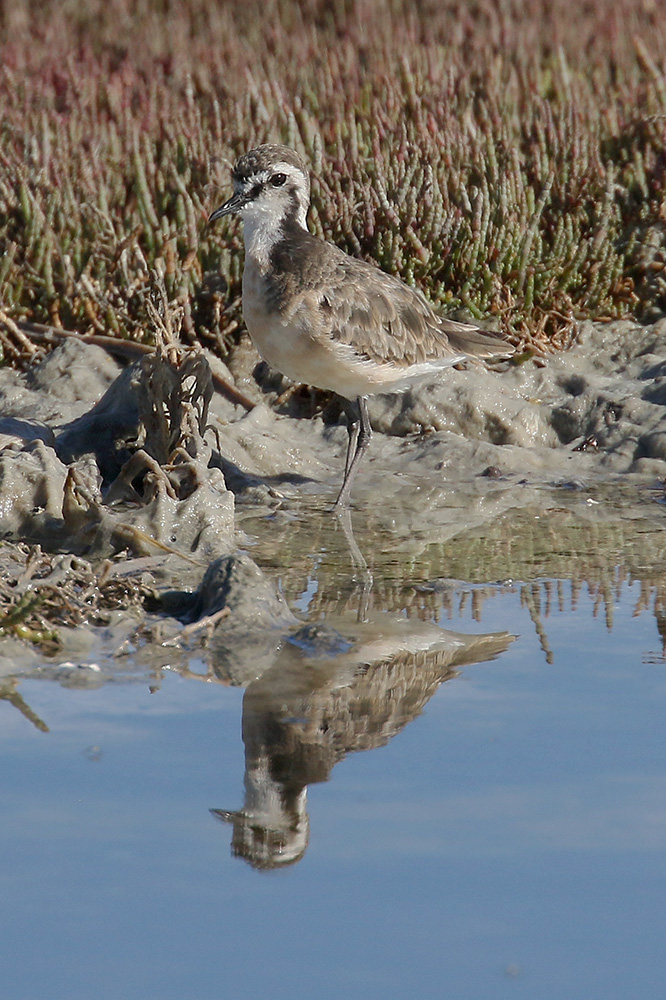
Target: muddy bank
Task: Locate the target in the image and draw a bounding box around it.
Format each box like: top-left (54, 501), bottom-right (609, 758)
top-left (1, 315), bottom-right (665, 685)
top-left (227, 316), bottom-right (666, 500)
top-left (3, 316), bottom-right (666, 528)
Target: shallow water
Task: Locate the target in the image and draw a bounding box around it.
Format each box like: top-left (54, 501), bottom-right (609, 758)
top-left (2, 489), bottom-right (666, 1000)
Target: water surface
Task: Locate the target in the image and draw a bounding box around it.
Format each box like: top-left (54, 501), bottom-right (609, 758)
top-left (2, 490), bottom-right (665, 999)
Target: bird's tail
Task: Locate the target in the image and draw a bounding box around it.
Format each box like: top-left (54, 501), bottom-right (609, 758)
top-left (440, 318), bottom-right (515, 360)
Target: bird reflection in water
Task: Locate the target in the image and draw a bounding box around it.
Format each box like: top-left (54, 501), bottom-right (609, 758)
top-left (212, 613), bottom-right (514, 869)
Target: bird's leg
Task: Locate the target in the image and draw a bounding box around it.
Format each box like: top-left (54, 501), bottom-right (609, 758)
top-left (344, 416), bottom-right (360, 480)
top-left (335, 504), bottom-right (374, 621)
top-left (333, 395), bottom-right (372, 509)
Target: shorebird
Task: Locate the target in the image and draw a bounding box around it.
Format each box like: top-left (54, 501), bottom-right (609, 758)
top-left (209, 143), bottom-right (513, 507)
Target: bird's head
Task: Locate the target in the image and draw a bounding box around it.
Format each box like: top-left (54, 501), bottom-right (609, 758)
top-left (209, 144), bottom-right (311, 233)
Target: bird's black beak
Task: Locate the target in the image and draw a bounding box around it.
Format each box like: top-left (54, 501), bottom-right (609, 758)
top-left (209, 191), bottom-right (246, 223)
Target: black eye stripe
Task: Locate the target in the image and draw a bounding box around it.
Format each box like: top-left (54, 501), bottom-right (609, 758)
top-left (270, 172), bottom-right (287, 187)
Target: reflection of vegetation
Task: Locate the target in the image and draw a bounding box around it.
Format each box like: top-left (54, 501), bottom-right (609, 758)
top-left (0, 680), bottom-right (49, 732)
top-left (429, 505), bottom-right (666, 658)
top-left (1, 1), bottom-right (666, 360)
top-left (243, 499), bottom-right (666, 660)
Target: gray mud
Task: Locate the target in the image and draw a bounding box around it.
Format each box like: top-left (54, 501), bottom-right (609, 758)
top-left (1, 316), bottom-right (666, 695)
top-left (227, 316), bottom-right (666, 501)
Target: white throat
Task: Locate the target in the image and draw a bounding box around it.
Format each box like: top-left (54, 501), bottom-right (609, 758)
top-left (240, 197), bottom-right (309, 266)
top-left (241, 211), bottom-right (283, 266)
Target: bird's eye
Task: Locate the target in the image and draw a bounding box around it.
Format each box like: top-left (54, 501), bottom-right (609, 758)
top-left (270, 173), bottom-right (287, 187)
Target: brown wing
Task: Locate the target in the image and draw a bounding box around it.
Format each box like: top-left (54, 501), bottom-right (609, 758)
top-left (268, 225), bottom-right (513, 366)
top-left (317, 252), bottom-right (458, 366)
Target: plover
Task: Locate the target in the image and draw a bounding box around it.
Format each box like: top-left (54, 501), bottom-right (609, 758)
top-left (209, 143), bottom-right (514, 507)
